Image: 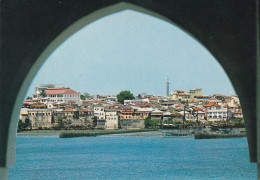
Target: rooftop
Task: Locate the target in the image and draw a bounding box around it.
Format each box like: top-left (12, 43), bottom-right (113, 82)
top-left (45, 88), bottom-right (80, 95)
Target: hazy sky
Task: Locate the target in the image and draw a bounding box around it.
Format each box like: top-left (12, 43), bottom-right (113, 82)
top-left (27, 10), bottom-right (235, 97)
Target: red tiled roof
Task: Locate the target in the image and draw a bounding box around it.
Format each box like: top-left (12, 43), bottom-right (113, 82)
top-left (81, 109), bottom-right (93, 112)
top-left (209, 97), bottom-right (217, 100)
top-left (214, 94), bottom-right (224, 97)
top-left (192, 107), bottom-right (203, 111)
top-left (161, 102), bottom-right (175, 105)
top-left (121, 108), bottom-right (134, 113)
top-left (234, 111), bottom-right (243, 114)
top-left (204, 102), bottom-right (220, 107)
top-left (148, 97), bottom-right (158, 100)
top-left (45, 88), bottom-right (80, 95)
top-left (135, 102), bottom-right (152, 107)
top-left (176, 90), bottom-right (185, 93)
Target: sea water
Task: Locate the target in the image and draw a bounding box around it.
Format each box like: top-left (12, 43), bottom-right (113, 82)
top-left (9, 136), bottom-right (256, 179)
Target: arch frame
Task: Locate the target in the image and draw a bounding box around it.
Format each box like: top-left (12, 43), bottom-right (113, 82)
top-left (0, 0), bottom-right (257, 178)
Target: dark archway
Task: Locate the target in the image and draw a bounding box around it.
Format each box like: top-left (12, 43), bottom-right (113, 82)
top-left (0, 0), bottom-right (257, 177)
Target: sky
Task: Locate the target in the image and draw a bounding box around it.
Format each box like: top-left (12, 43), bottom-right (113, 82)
top-left (27, 10), bottom-right (235, 97)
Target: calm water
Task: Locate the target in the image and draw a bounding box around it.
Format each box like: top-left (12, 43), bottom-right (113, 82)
top-left (9, 136), bottom-right (256, 179)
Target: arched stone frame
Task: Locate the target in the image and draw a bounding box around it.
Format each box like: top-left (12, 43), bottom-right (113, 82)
top-left (0, 0), bottom-right (257, 178)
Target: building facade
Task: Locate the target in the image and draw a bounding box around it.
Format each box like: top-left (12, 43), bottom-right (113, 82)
top-left (45, 87), bottom-right (81, 103)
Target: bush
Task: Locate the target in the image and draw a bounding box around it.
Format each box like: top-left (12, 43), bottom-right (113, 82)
top-left (144, 117), bottom-right (158, 128)
top-left (17, 118), bottom-right (32, 132)
top-left (230, 118), bottom-right (244, 128)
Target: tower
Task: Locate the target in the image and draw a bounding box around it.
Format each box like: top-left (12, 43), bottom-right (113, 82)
top-left (166, 77), bottom-right (169, 97)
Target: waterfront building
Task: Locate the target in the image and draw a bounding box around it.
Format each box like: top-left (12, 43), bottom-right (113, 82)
top-left (105, 109), bottom-right (119, 129)
top-left (19, 108), bottom-right (29, 122)
top-left (120, 107), bottom-right (135, 119)
top-left (133, 108), bottom-right (152, 119)
top-left (28, 109), bottom-right (53, 129)
top-left (45, 87), bottom-right (81, 103)
top-left (94, 106), bottom-right (106, 128)
top-left (32, 84), bottom-right (61, 99)
top-left (203, 102), bottom-right (232, 121)
top-left (79, 109), bottom-right (95, 127)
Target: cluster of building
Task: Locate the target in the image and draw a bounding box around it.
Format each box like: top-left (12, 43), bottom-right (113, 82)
top-left (19, 84), bottom-right (243, 130)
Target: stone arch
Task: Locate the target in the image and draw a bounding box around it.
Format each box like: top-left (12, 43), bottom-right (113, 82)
top-left (0, 0), bottom-right (256, 177)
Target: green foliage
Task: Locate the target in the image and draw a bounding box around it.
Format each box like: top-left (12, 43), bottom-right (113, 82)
top-left (230, 118), bottom-right (245, 128)
top-left (26, 96), bottom-right (32, 100)
top-left (17, 118), bottom-right (32, 132)
top-left (164, 118), bottom-right (173, 124)
top-left (40, 89), bottom-right (46, 97)
top-left (80, 92), bottom-right (90, 100)
top-left (144, 117), bottom-right (158, 128)
top-left (73, 111), bottom-right (79, 119)
top-left (55, 116), bottom-right (64, 128)
top-left (117, 90), bottom-right (135, 104)
top-left (194, 132), bottom-right (246, 139)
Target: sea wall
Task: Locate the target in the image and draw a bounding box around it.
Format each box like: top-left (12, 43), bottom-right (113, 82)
top-left (119, 119), bottom-right (144, 129)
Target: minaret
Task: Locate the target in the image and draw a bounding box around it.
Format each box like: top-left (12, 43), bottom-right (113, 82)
top-left (166, 77), bottom-right (169, 97)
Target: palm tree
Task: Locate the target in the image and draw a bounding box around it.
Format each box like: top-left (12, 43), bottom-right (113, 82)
top-left (40, 89), bottom-right (46, 97)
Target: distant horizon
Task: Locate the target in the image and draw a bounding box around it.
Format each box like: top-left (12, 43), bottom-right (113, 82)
top-left (26, 10), bottom-right (236, 98)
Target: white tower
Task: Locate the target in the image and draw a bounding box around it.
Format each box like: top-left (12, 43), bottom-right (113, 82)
top-left (166, 77), bottom-right (169, 97)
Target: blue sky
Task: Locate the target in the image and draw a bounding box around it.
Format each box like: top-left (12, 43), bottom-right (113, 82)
top-left (27, 10), bottom-right (235, 97)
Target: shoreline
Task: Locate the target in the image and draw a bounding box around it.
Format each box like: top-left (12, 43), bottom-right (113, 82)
top-left (17, 128), bottom-right (247, 139)
top-left (17, 129), bottom-right (160, 137)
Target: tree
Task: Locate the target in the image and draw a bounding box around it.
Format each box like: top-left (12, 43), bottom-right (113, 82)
top-left (80, 92), bottom-right (90, 100)
top-left (40, 89), bottom-right (46, 97)
top-left (117, 90), bottom-right (135, 104)
top-left (26, 96), bottom-right (32, 100)
top-left (55, 116), bottom-right (64, 128)
top-left (17, 118), bottom-right (31, 132)
top-left (73, 111), bottom-right (79, 119)
top-left (144, 117), bottom-right (158, 128)
top-left (231, 118), bottom-right (245, 128)
top-left (24, 117), bottom-right (31, 129)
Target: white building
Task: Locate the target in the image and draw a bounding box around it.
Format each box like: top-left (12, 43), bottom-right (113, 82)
top-left (106, 96), bottom-right (118, 102)
top-left (94, 106), bottom-right (106, 120)
top-left (203, 102), bottom-right (232, 121)
top-left (105, 109), bottom-right (119, 129)
top-left (171, 90), bottom-right (191, 101)
top-left (44, 87), bottom-right (81, 103)
top-left (33, 84), bottom-right (62, 99)
top-left (124, 99), bottom-right (148, 105)
top-left (233, 110), bottom-right (243, 118)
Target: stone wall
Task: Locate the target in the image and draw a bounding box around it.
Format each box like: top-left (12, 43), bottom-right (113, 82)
top-left (119, 119), bottom-right (145, 129)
